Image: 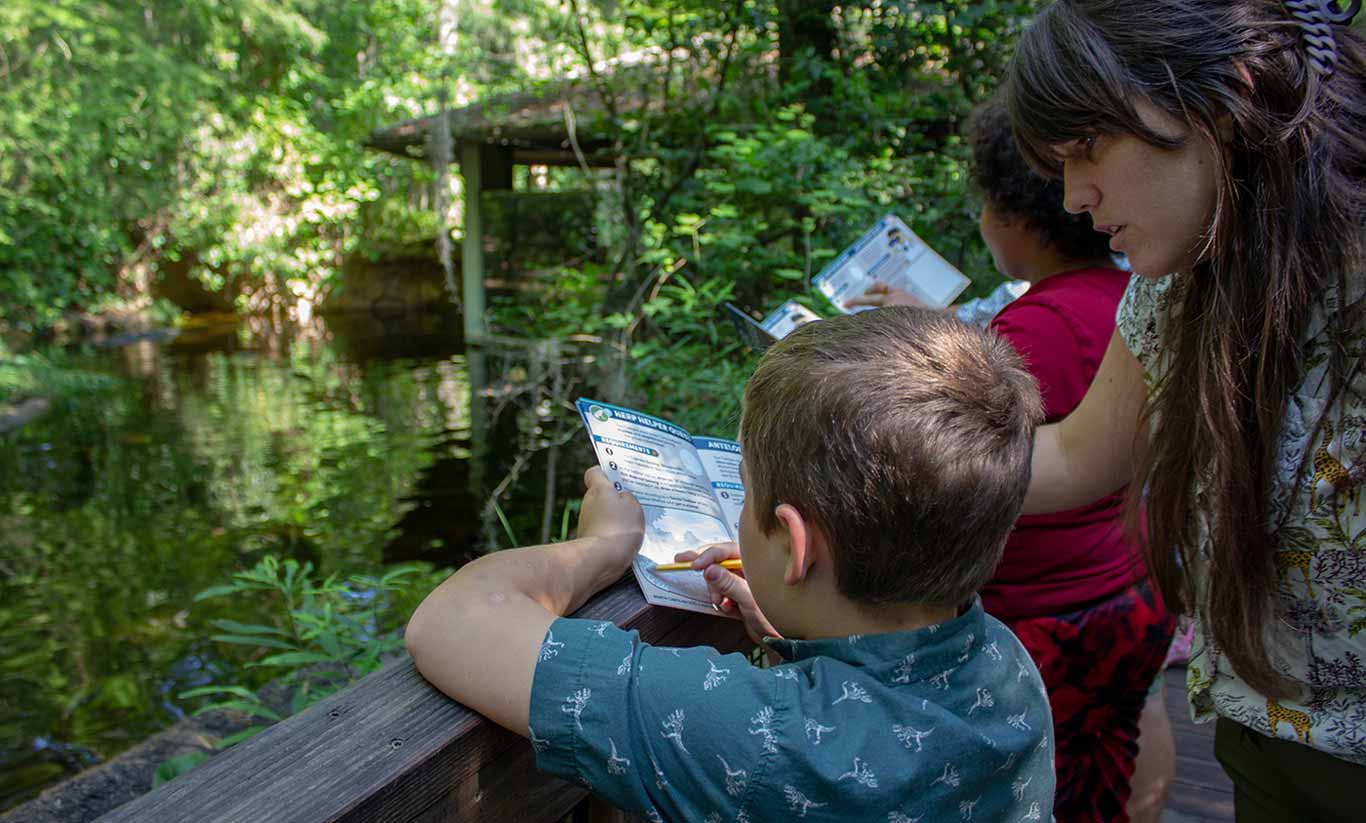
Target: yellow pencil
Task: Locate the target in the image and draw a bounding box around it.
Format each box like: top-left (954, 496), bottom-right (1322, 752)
top-left (653, 558), bottom-right (743, 572)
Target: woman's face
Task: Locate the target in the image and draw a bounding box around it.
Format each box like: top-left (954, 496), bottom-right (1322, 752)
top-left (1053, 100), bottom-right (1220, 279)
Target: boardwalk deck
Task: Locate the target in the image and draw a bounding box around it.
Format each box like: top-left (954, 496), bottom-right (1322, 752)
top-left (1160, 667), bottom-right (1235, 823)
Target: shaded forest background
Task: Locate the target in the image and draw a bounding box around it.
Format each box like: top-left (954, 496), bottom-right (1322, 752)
top-left (2, 0), bottom-right (1044, 427)
top-left (1, 2), bottom-right (1041, 813)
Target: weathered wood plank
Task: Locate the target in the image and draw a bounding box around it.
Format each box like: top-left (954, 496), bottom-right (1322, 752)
top-left (1162, 667), bottom-right (1233, 823)
top-left (94, 578), bottom-right (735, 823)
top-left (1165, 785), bottom-right (1235, 822)
top-left (404, 728), bottom-right (587, 823)
top-left (459, 140), bottom-right (487, 341)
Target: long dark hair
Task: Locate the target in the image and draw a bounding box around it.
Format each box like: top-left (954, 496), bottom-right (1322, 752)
top-left (1007, 0), bottom-right (1366, 697)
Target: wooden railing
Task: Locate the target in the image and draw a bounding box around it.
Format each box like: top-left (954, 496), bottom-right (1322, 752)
top-left (95, 579), bottom-right (753, 823)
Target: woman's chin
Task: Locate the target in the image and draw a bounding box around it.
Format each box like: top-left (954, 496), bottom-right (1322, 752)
top-left (1126, 254), bottom-right (1173, 281)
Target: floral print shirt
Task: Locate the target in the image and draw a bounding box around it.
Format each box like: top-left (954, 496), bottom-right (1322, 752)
top-left (1117, 274), bottom-right (1366, 764)
top-left (528, 599), bottom-right (1054, 823)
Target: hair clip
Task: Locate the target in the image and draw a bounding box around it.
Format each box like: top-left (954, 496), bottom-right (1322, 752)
top-left (1321, 0), bottom-right (1362, 22)
top-left (1283, 0), bottom-right (1361, 77)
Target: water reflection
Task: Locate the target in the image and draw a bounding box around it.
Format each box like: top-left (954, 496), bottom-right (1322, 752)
top-left (0, 309), bottom-right (598, 811)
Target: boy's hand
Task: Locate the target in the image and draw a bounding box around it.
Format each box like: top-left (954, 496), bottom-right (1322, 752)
top-left (844, 283), bottom-right (924, 309)
top-left (579, 467), bottom-right (645, 572)
top-left (674, 543), bottom-right (782, 645)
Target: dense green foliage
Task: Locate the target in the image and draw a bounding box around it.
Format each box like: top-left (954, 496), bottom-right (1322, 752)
top-left (0, 0), bottom-right (541, 331)
top-left (490, 1), bottom-right (1042, 432)
top-left (5, 2), bottom-right (1040, 429)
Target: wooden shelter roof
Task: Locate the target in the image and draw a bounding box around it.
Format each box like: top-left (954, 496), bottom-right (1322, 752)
top-left (366, 73), bottom-right (659, 165)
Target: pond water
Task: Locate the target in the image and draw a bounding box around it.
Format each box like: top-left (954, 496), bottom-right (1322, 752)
top-left (0, 309), bottom-right (602, 812)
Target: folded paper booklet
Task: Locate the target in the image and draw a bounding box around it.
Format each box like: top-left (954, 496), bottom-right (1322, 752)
top-left (815, 213), bottom-right (970, 313)
top-left (577, 398), bottom-right (743, 614)
top-left (725, 213), bottom-right (971, 351)
top-left (722, 299), bottom-right (822, 353)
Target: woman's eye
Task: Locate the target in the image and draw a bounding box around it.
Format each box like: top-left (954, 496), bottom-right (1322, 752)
top-left (1051, 135), bottom-right (1099, 166)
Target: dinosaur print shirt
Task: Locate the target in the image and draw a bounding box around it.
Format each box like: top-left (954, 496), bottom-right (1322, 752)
top-left (1118, 274), bottom-right (1366, 764)
top-left (528, 598), bottom-right (1055, 823)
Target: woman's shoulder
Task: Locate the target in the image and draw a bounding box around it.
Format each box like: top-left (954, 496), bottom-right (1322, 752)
top-left (1116, 274), bottom-right (1176, 371)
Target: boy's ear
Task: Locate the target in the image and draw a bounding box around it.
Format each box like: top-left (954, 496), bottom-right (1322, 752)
top-left (773, 503), bottom-right (823, 586)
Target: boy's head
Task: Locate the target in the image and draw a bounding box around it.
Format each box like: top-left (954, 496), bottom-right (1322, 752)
top-left (737, 307), bottom-right (1042, 616)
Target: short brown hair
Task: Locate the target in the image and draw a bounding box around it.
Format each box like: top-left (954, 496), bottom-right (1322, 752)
top-left (740, 307), bottom-right (1042, 608)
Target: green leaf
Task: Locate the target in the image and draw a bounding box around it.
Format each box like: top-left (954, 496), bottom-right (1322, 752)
top-left (192, 700), bottom-right (282, 722)
top-left (210, 619), bottom-right (287, 636)
top-left (216, 725), bottom-right (267, 749)
top-left (492, 500), bottom-right (519, 547)
top-left (179, 685), bottom-right (259, 702)
top-left (153, 752), bottom-right (212, 788)
top-left (379, 566), bottom-right (421, 585)
top-left (250, 651), bottom-right (337, 668)
top-left (210, 634), bottom-right (296, 649)
top-left (194, 585), bottom-right (246, 602)
top-left (317, 631), bottom-right (342, 658)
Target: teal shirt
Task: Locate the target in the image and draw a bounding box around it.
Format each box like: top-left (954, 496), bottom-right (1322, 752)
top-left (529, 598), bottom-right (1055, 822)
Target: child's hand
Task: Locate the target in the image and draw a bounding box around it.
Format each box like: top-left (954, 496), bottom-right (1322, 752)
top-left (674, 543), bottom-right (782, 644)
top-left (844, 283), bottom-right (924, 309)
top-left (579, 467), bottom-right (645, 570)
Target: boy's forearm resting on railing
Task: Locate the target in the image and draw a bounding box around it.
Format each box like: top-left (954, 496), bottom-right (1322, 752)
top-left (405, 468), bottom-right (644, 736)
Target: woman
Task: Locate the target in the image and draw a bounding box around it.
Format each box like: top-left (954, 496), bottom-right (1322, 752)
top-left (1006, 1), bottom-right (1365, 819)
top-left (856, 98), bottom-right (1177, 823)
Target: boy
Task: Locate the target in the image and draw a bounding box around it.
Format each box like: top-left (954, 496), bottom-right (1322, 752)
top-left (406, 307), bottom-right (1054, 822)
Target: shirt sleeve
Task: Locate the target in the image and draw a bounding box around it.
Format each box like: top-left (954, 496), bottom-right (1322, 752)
top-left (528, 617), bottom-right (776, 822)
top-left (991, 302), bottom-right (1088, 420)
top-left (1115, 274), bottom-right (1172, 373)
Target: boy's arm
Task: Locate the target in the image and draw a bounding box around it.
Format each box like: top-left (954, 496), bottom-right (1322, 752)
top-left (404, 468), bottom-right (644, 735)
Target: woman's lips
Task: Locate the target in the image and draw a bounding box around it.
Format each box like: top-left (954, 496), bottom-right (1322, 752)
top-left (1096, 223), bottom-right (1126, 252)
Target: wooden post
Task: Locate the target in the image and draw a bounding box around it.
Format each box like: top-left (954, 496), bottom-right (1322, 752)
top-left (466, 343), bottom-right (488, 524)
top-left (459, 140), bottom-right (487, 342)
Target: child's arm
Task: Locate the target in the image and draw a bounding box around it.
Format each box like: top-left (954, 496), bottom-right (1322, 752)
top-left (405, 468), bottom-right (644, 736)
top-left (844, 283), bottom-right (929, 309)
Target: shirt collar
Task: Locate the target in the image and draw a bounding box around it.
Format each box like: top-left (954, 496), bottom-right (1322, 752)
top-left (762, 596), bottom-right (987, 670)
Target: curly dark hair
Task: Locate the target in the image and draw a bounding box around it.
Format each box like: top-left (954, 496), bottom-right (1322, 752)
top-left (968, 97), bottom-right (1114, 263)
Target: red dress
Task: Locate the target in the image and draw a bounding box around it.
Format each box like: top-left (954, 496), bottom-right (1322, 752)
top-left (985, 268), bottom-right (1177, 823)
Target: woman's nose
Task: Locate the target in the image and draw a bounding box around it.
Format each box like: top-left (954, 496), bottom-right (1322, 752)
top-left (1062, 163), bottom-right (1099, 214)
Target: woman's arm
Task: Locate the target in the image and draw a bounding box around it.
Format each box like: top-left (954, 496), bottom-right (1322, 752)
top-left (1023, 328), bottom-right (1148, 514)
